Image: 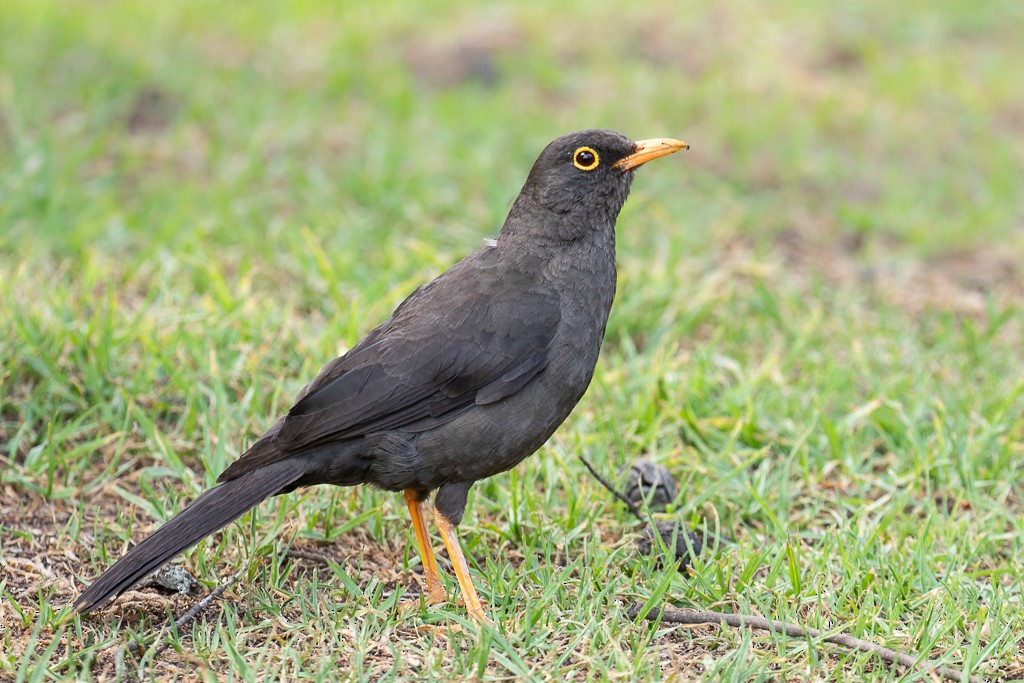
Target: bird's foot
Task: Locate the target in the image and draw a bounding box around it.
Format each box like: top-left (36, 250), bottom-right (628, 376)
top-left (458, 596), bottom-right (493, 625)
top-left (398, 598), bottom-right (424, 617)
top-left (424, 574), bottom-right (446, 604)
top-left (399, 589), bottom-right (448, 617)
top-left (469, 610), bottom-right (494, 625)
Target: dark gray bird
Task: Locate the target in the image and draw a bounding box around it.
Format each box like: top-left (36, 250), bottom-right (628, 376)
top-left (73, 129), bottom-right (688, 622)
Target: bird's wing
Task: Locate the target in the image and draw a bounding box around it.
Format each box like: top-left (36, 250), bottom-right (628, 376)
top-left (219, 249), bottom-right (560, 481)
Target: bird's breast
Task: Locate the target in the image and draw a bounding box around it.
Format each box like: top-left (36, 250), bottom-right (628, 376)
top-left (405, 244), bottom-right (617, 489)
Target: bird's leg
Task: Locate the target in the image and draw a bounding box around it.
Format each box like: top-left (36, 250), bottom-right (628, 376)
top-left (432, 507), bottom-right (493, 624)
top-left (404, 489), bottom-right (446, 604)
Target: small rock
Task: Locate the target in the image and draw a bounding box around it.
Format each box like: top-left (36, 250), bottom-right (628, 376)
top-left (636, 520), bottom-right (708, 572)
top-left (622, 459), bottom-right (677, 511)
top-left (140, 565), bottom-right (198, 595)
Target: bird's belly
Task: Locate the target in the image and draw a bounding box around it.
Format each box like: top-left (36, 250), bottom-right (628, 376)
top-left (397, 349), bottom-right (598, 491)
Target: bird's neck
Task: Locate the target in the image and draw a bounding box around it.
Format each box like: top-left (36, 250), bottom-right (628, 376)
top-left (497, 214), bottom-right (618, 341)
top-left (499, 183), bottom-right (629, 245)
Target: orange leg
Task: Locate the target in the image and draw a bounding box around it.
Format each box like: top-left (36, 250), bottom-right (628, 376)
top-left (404, 489), bottom-right (446, 604)
top-left (432, 507), bottom-right (493, 624)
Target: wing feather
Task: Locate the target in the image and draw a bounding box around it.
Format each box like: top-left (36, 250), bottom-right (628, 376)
top-left (222, 247), bottom-right (561, 480)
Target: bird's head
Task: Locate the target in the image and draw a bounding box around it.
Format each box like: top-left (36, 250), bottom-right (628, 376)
top-left (504, 129), bottom-right (688, 243)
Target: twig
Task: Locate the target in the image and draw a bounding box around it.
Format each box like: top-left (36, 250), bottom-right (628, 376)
top-left (122, 566), bottom-right (247, 658)
top-left (284, 548), bottom-right (339, 564)
top-left (578, 455), bottom-right (643, 520)
top-left (580, 458), bottom-right (980, 683)
top-left (159, 566), bottom-right (247, 652)
top-left (627, 603), bottom-right (980, 683)
top-left (579, 455), bottom-right (719, 565)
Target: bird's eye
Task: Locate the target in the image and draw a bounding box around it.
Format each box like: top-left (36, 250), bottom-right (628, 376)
top-left (572, 147), bottom-right (600, 171)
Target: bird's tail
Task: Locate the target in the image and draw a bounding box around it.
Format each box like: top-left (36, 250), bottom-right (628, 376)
top-left (73, 458), bottom-right (307, 614)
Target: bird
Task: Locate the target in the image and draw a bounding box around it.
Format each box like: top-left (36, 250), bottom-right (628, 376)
top-left (72, 129), bottom-right (689, 623)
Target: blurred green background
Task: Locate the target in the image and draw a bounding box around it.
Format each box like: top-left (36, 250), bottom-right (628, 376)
top-left (5, 0), bottom-right (1021, 260)
top-left (2, 0), bottom-right (1023, 680)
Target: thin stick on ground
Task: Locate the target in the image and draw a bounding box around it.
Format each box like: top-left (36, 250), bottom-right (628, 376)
top-left (628, 603), bottom-right (980, 683)
top-left (578, 458), bottom-right (980, 683)
top-left (578, 456), bottom-right (643, 520)
top-left (122, 566), bottom-right (247, 658)
top-left (284, 548), bottom-right (341, 564)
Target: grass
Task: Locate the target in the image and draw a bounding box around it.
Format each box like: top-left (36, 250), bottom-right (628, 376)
top-left (2, 0), bottom-right (1023, 680)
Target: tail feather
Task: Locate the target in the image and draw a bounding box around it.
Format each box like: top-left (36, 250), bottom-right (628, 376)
top-left (73, 459), bottom-right (306, 614)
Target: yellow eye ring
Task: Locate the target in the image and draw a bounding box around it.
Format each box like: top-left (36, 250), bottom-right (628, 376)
top-left (572, 146), bottom-right (600, 171)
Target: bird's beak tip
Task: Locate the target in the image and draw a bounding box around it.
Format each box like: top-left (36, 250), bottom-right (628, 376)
top-left (614, 138), bottom-right (690, 171)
